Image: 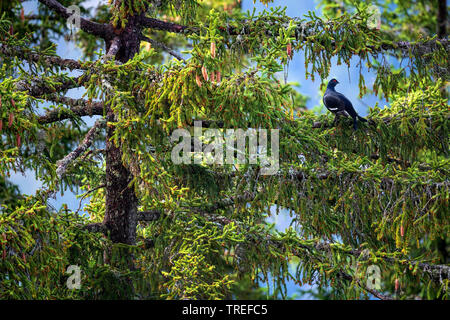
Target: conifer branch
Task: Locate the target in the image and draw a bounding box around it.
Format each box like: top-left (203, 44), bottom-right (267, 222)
top-left (138, 16), bottom-right (192, 34)
top-left (76, 184), bottom-right (106, 215)
top-left (188, 213), bottom-right (400, 299)
top-left (356, 281), bottom-right (395, 300)
top-left (38, 0), bottom-right (113, 39)
top-left (194, 113), bottom-right (449, 131)
top-left (331, 270), bottom-right (396, 300)
top-left (288, 240), bottom-right (450, 285)
top-left (37, 96), bottom-right (105, 124)
top-left (137, 210), bottom-right (161, 222)
top-left (191, 192), bottom-right (256, 214)
top-left (15, 75), bottom-right (87, 97)
top-left (192, 205), bottom-right (450, 286)
top-left (83, 222), bottom-right (108, 234)
top-left (137, 16), bottom-right (448, 53)
top-left (286, 169), bottom-right (450, 188)
top-left (139, 35), bottom-right (185, 61)
top-left (136, 192), bottom-right (255, 222)
top-left (0, 44), bottom-right (86, 70)
top-left (343, 246), bottom-right (450, 285)
top-left (55, 119), bottom-right (105, 179)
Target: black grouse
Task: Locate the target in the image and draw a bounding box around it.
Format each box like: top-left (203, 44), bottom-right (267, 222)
top-left (323, 78), bottom-right (367, 130)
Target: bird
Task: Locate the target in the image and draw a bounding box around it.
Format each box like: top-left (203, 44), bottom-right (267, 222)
top-left (323, 78), bottom-right (367, 130)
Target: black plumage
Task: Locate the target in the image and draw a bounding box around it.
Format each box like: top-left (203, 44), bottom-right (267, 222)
top-left (323, 78), bottom-right (367, 130)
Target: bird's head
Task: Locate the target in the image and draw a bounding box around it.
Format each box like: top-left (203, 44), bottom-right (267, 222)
top-left (327, 78), bottom-right (339, 89)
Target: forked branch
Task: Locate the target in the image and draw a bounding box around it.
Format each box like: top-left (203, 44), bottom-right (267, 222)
top-left (38, 0), bottom-right (113, 39)
top-left (56, 119), bottom-right (105, 179)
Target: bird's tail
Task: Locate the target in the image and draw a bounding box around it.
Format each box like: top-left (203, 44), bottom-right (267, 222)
top-left (357, 115), bottom-right (368, 122)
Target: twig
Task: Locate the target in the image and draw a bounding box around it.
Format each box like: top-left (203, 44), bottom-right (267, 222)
top-left (140, 35), bottom-right (185, 61)
top-left (136, 210), bottom-right (161, 222)
top-left (83, 222), bottom-right (108, 234)
top-left (55, 119), bottom-right (105, 179)
top-left (139, 16), bottom-right (192, 34)
top-left (104, 36), bottom-right (121, 61)
top-left (75, 184), bottom-right (106, 214)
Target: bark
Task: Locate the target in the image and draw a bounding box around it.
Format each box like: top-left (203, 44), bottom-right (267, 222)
top-left (108, 15), bottom-right (142, 64)
top-left (139, 16), bottom-right (191, 33)
top-left (437, 0), bottom-right (447, 38)
top-left (103, 123), bottom-right (138, 245)
top-left (56, 119), bottom-right (105, 179)
top-left (103, 15), bottom-right (143, 247)
top-left (436, 0), bottom-right (448, 269)
top-left (102, 98), bottom-right (138, 298)
top-left (103, 38), bottom-right (139, 294)
top-left (139, 35), bottom-right (184, 61)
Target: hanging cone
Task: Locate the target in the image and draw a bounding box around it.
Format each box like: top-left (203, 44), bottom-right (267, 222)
top-left (287, 43), bottom-right (293, 59)
top-left (8, 112), bottom-right (14, 127)
top-left (16, 133), bottom-right (21, 148)
top-left (395, 279), bottom-right (400, 292)
top-left (216, 71), bottom-right (221, 83)
top-left (201, 66), bottom-right (208, 81)
top-left (195, 74), bottom-right (202, 87)
top-left (210, 42), bottom-right (216, 58)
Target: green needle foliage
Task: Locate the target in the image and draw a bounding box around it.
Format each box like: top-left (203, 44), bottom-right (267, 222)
top-left (0, 0), bottom-right (448, 300)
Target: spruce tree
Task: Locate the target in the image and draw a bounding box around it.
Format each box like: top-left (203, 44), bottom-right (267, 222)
top-left (0, 0), bottom-right (448, 300)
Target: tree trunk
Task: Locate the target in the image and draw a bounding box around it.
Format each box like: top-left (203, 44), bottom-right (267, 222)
top-left (437, 0), bottom-right (447, 38)
top-left (104, 121), bottom-right (138, 245)
top-left (102, 14), bottom-right (142, 246)
top-left (100, 16), bottom-right (143, 298)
